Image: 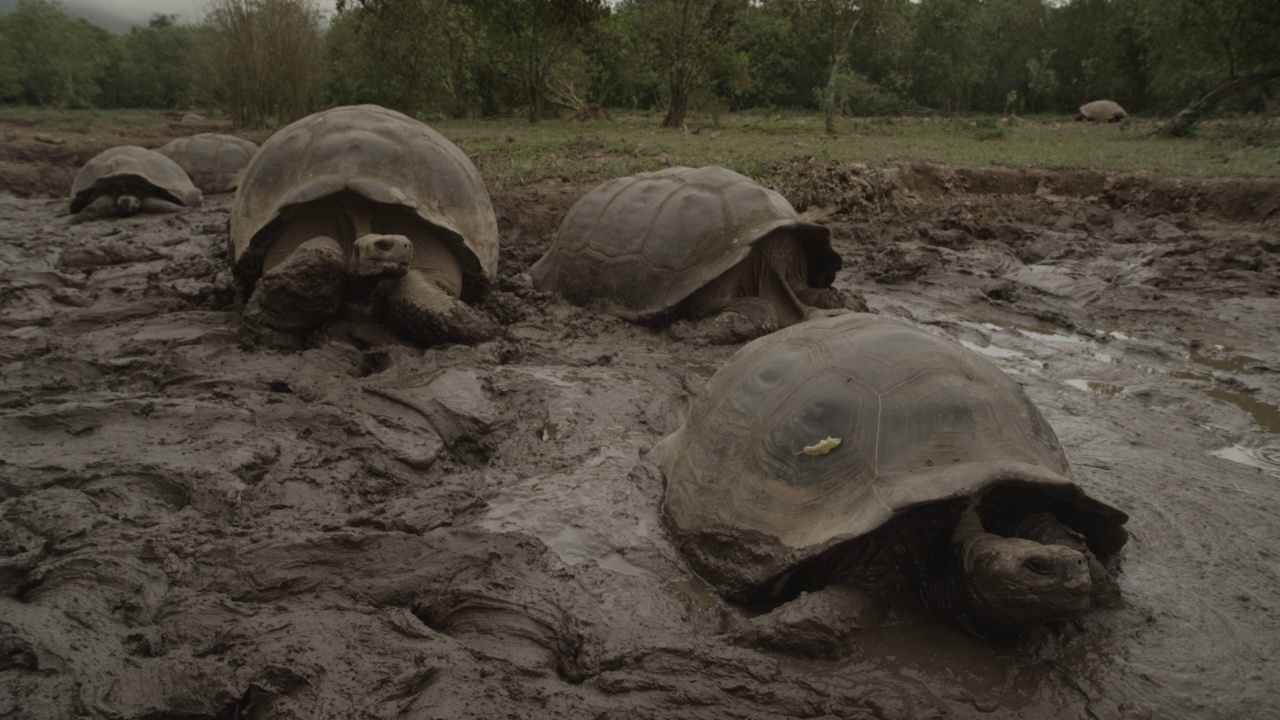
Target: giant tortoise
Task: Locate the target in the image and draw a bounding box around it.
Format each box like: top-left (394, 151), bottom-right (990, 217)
top-left (228, 104), bottom-right (499, 345)
top-left (646, 313), bottom-right (1128, 651)
top-left (70, 146), bottom-right (202, 218)
top-left (158, 133), bottom-right (259, 194)
top-left (1076, 100), bottom-right (1128, 123)
top-left (531, 166), bottom-right (852, 344)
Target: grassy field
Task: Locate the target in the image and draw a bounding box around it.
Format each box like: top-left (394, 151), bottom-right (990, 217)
top-left (439, 111), bottom-right (1280, 189)
top-left (4, 105), bottom-right (1278, 187)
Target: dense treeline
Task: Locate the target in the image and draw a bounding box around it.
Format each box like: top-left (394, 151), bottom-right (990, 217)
top-left (0, 0), bottom-right (1275, 130)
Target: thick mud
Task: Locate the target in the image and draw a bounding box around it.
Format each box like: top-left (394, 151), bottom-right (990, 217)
top-left (2, 140), bottom-right (1279, 719)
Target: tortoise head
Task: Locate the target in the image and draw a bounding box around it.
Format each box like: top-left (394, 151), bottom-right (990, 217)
top-left (115, 194), bottom-right (141, 216)
top-left (352, 233), bottom-right (412, 280)
top-left (963, 534), bottom-right (1092, 630)
top-left (112, 184), bottom-right (144, 216)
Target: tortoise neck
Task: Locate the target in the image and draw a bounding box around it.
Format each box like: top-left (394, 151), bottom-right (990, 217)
top-left (917, 502), bottom-right (1004, 638)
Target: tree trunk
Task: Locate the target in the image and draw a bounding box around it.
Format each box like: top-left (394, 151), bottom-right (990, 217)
top-left (527, 85), bottom-right (543, 123)
top-left (1158, 67), bottom-right (1280, 137)
top-left (663, 79), bottom-right (689, 128)
top-left (824, 59), bottom-right (839, 134)
top-left (402, 66), bottom-right (419, 120)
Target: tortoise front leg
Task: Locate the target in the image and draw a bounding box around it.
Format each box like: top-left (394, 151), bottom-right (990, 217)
top-left (385, 268), bottom-right (498, 345)
top-left (243, 236), bottom-right (347, 333)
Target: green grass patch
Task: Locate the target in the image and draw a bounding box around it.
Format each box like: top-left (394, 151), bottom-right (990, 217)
top-left (3, 106), bottom-right (1276, 184)
top-left (436, 111), bottom-right (1280, 188)
top-left (0, 106), bottom-right (174, 134)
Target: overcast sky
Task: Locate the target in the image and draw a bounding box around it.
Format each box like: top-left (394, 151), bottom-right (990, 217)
top-left (65, 0), bottom-right (229, 30)
top-left (0, 0), bottom-right (332, 33)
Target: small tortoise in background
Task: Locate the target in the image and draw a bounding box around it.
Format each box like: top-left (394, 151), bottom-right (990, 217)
top-left (70, 146), bottom-right (202, 219)
top-left (645, 313), bottom-right (1127, 655)
top-left (1076, 100), bottom-right (1128, 123)
top-left (229, 104), bottom-right (499, 345)
top-left (158, 133), bottom-right (260, 194)
top-left (531, 166), bottom-right (855, 344)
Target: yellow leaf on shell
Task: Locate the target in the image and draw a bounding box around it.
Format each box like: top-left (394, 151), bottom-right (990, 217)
top-left (796, 436), bottom-right (841, 456)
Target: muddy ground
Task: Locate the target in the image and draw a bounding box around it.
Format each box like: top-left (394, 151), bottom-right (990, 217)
top-left (2, 123), bottom-right (1279, 719)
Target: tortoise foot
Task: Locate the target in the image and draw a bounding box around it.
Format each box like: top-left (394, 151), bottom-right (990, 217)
top-left (386, 271), bottom-right (498, 345)
top-left (243, 244), bottom-right (347, 333)
top-left (728, 584), bottom-right (884, 660)
top-left (671, 297), bottom-right (779, 345)
top-left (798, 286), bottom-right (868, 314)
top-left (388, 297), bottom-right (499, 345)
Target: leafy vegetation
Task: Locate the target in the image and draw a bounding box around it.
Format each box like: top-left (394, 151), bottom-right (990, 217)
top-left (0, 0), bottom-right (1276, 137)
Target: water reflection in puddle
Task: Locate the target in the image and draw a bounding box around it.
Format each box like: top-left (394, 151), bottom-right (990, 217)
top-left (668, 356), bottom-right (720, 378)
top-left (1064, 379), bottom-right (1126, 396)
top-left (1204, 389), bottom-right (1280, 434)
top-left (1210, 445), bottom-right (1280, 476)
top-left (960, 340), bottom-right (1026, 360)
top-left (1191, 350), bottom-right (1264, 376)
top-left (670, 575), bottom-right (720, 613)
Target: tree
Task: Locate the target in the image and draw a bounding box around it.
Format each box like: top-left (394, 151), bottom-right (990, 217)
top-left (105, 15), bottom-right (200, 108)
top-left (630, 0), bottom-right (745, 128)
top-left (1142, 0), bottom-right (1280, 135)
top-left (729, 0), bottom-right (816, 110)
top-left (575, 5), bottom-right (654, 109)
top-left (806, 0), bottom-right (902, 133)
top-left (334, 0), bottom-right (479, 119)
top-left (200, 0), bottom-right (325, 127)
top-left (0, 0), bottom-right (113, 107)
top-left (1043, 0), bottom-right (1147, 114)
top-left (463, 0), bottom-right (604, 122)
top-left (907, 0), bottom-right (983, 112)
top-left (1159, 67), bottom-right (1280, 137)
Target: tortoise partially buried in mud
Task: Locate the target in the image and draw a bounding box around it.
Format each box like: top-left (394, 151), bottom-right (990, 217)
top-left (70, 146), bottom-right (202, 219)
top-left (646, 313), bottom-right (1128, 653)
top-left (157, 133), bottom-right (259, 194)
top-left (531, 166), bottom-right (854, 344)
top-left (229, 104), bottom-right (499, 345)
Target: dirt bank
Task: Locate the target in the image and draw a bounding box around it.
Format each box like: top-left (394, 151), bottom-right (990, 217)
top-left (2, 146), bottom-right (1279, 719)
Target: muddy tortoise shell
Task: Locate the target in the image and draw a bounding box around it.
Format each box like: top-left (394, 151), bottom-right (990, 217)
top-left (70, 146), bottom-right (203, 213)
top-left (1077, 100), bottom-right (1128, 122)
top-left (530, 166), bottom-right (840, 321)
top-left (648, 313), bottom-right (1128, 599)
top-left (158, 133), bottom-right (260, 194)
top-left (229, 104), bottom-right (499, 299)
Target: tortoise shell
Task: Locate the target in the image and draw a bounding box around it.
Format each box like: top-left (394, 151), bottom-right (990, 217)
top-left (70, 146), bottom-right (202, 213)
top-left (530, 166), bottom-right (839, 320)
top-left (228, 104), bottom-right (498, 299)
top-left (648, 313), bottom-right (1128, 598)
top-left (158, 133), bottom-right (259, 194)
top-left (1078, 100), bottom-right (1128, 122)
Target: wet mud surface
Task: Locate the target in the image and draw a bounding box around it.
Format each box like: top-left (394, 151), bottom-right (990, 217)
top-left (2, 137), bottom-right (1280, 719)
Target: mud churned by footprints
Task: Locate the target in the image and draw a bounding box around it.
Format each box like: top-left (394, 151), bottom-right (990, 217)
top-left (1, 158), bottom-right (1279, 719)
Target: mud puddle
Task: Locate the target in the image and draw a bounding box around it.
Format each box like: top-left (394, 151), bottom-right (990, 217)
top-left (3, 163), bottom-right (1280, 720)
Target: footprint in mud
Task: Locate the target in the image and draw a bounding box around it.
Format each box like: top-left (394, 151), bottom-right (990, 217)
top-left (414, 589), bottom-right (591, 681)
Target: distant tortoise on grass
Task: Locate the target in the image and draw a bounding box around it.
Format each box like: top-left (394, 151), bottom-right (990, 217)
top-left (69, 146), bottom-right (202, 219)
top-left (645, 313), bottom-right (1128, 656)
top-left (158, 133), bottom-right (259, 194)
top-left (1076, 100), bottom-right (1129, 123)
top-left (531, 166), bottom-right (855, 344)
top-left (229, 104), bottom-right (499, 345)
